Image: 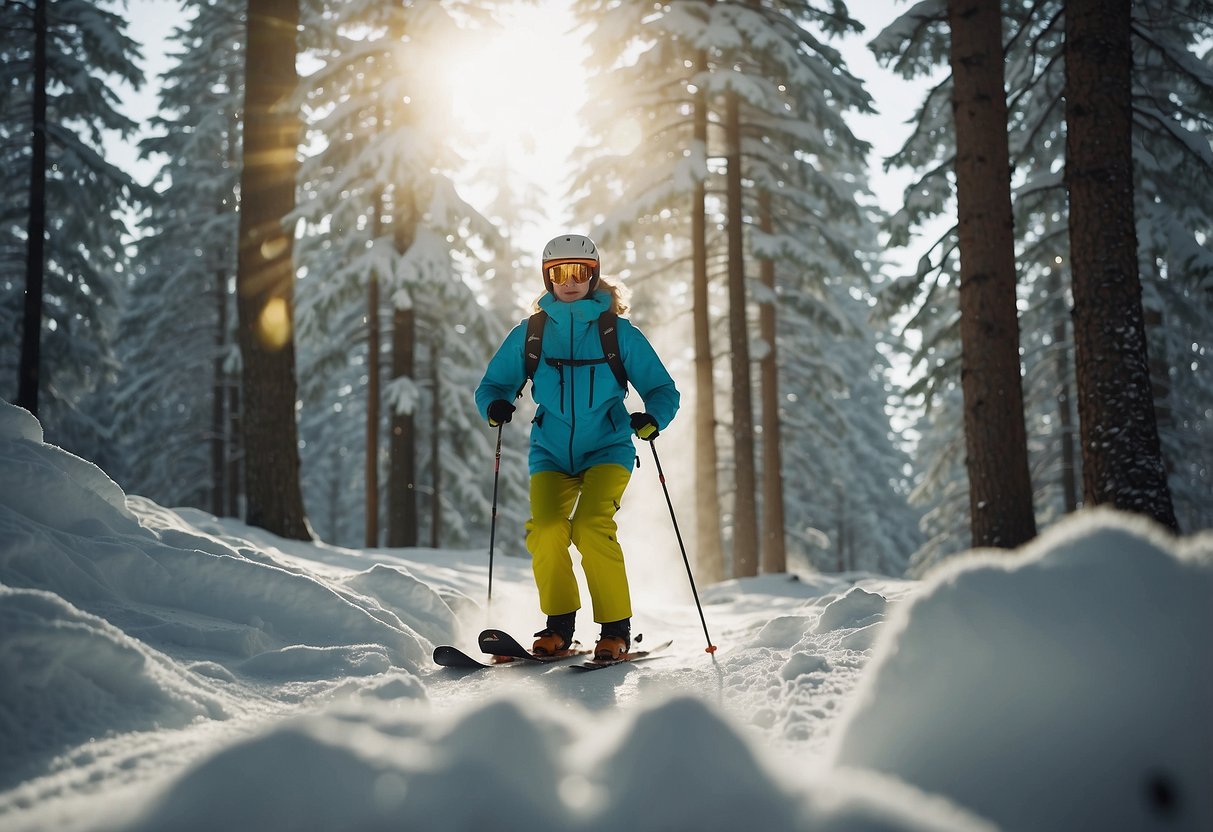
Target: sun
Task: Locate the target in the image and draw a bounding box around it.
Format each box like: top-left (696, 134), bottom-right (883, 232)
top-left (439, 2), bottom-right (589, 254)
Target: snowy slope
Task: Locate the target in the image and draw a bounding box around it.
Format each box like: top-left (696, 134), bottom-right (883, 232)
top-left (1, 398), bottom-right (1209, 831)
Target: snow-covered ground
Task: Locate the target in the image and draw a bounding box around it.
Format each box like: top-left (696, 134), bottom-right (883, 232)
top-left (1, 397), bottom-right (1209, 831)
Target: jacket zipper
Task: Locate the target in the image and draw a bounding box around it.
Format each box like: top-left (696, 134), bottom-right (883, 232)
top-left (588, 366), bottom-right (596, 408)
top-left (567, 321), bottom-right (576, 471)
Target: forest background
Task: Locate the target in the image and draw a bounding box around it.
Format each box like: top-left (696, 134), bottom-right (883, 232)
top-left (2, 0), bottom-right (1210, 583)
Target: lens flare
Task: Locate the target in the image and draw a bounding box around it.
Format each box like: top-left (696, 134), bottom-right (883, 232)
top-left (260, 236), bottom-right (289, 261)
top-left (256, 297), bottom-right (291, 350)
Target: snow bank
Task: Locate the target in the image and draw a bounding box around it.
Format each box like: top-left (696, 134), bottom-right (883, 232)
top-left (0, 586), bottom-right (228, 786)
top-left (0, 401), bottom-right (444, 785)
top-left (829, 510), bottom-right (1213, 832)
top-left (112, 695), bottom-right (991, 832)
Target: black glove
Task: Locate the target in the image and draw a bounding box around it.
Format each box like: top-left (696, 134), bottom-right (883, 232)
top-left (487, 399), bottom-right (515, 427)
top-left (629, 412), bottom-right (659, 441)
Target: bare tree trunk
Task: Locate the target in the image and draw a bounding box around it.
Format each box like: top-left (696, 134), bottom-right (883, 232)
top-left (430, 337), bottom-right (442, 549)
top-left (212, 266), bottom-right (228, 516)
top-left (328, 445), bottom-right (342, 543)
top-left (388, 305), bottom-right (417, 546)
top-left (366, 265), bottom-right (381, 548)
top-left (724, 90), bottom-right (759, 577)
top-left (1143, 302), bottom-right (1172, 452)
top-left (836, 480), bottom-right (847, 573)
top-left (757, 190), bottom-right (786, 573)
top-left (18, 0), bottom-right (48, 416)
top-left (226, 381), bottom-right (241, 518)
top-left (234, 0), bottom-right (309, 540)
top-left (947, 0), bottom-right (1037, 547)
top-left (1051, 267), bottom-right (1079, 513)
top-left (1065, 0), bottom-right (1177, 530)
top-left (691, 49), bottom-right (725, 583)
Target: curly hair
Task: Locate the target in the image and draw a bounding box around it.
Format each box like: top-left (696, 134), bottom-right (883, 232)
top-left (532, 277), bottom-right (630, 316)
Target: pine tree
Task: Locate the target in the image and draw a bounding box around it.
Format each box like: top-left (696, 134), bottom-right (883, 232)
top-left (572, 0), bottom-right (909, 575)
top-left (294, 0), bottom-right (504, 549)
top-left (114, 0), bottom-right (245, 512)
top-left (947, 0), bottom-right (1036, 547)
top-left (1065, 0), bottom-right (1176, 528)
top-left (1, 0), bottom-right (144, 455)
top-left (873, 0), bottom-right (1213, 553)
top-left (236, 0), bottom-right (310, 540)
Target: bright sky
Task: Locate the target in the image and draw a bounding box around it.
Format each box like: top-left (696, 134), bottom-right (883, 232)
top-left (118, 0), bottom-right (927, 267)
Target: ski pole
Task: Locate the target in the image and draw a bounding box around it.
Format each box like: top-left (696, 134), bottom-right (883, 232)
top-left (486, 422), bottom-right (503, 604)
top-left (649, 441), bottom-right (717, 654)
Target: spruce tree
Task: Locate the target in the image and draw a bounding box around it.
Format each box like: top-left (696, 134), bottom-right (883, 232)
top-left (1, 0), bottom-right (143, 456)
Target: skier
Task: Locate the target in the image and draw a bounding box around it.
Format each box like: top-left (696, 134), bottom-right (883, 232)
top-left (475, 234), bottom-right (680, 661)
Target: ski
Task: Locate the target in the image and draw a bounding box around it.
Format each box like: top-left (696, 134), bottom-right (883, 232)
top-left (433, 644), bottom-right (494, 669)
top-left (477, 628), bottom-right (592, 665)
top-left (568, 639), bottom-right (673, 672)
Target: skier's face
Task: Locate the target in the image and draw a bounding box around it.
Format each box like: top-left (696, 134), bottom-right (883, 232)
top-left (545, 261), bottom-right (594, 302)
top-left (553, 278), bottom-right (591, 302)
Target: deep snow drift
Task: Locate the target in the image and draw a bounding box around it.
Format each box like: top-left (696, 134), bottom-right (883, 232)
top-left (1, 398), bottom-right (1209, 831)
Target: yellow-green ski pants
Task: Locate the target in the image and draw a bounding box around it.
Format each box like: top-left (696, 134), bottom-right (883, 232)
top-left (526, 464), bottom-right (632, 624)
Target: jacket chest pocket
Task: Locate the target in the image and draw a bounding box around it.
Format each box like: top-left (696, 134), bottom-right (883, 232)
top-left (545, 356), bottom-right (612, 412)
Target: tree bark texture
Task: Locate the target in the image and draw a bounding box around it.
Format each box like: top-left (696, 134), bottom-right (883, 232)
top-left (757, 191), bottom-right (787, 573)
top-left (724, 90), bottom-right (760, 577)
top-left (947, 0), bottom-right (1037, 547)
top-left (234, 0), bottom-right (310, 540)
top-left (1064, 0), bottom-right (1177, 529)
top-left (18, 0), bottom-right (48, 416)
top-left (691, 53), bottom-right (726, 583)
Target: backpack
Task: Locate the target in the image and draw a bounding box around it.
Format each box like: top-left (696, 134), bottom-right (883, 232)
top-left (517, 310), bottom-right (628, 398)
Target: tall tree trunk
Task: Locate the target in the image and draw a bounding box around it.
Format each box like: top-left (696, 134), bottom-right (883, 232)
top-left (947, 0), bottom-right (1037, 547)
top-left (18, 0), bottom-right (48, 416)
top-left (226, 381), bottom-right (241, 518)
top-left (1051, 266), bottom-right (1079, 513)
top-left (1064, 0), bottom-right (1177, 530)
top-left (724, 90), bottom-right (759, 577)
top-left (836, 479), bottom-right (848, 572)
top-left (757, 190), bottom-right (786, 573)
top-left (388, 305), bottom-right (417, 546)
top-left (386, 196), bottom-right (418, 546)
top-left (430, 336), bottom-right (442, 549)
top-left (1143, 302), bottom-right (1172, 449)
top-left (328, 445), bottom-right (342, 543)
top-left (691, 49), bottom-right (725, 583)
top-left (234, 0), bottom-right (309, 540)
top-left (211, 265), bottom-right (228, 516)
top-left (366, 266), bottom-right (381, 548)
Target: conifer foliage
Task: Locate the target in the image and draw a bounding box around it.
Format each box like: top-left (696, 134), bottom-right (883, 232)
top-left (294, 0), bottom-right (504, 549)
top-left (571, 0), bottom-right (918, 577)
top-left (873, 0), bottom-right (1210, 564)
top-left (1, 0), bottom-right (144, 454)
top-left (114, 0), bottom-right (245, 514)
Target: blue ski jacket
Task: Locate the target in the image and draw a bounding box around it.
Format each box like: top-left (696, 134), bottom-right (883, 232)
top-left (476, 290), bottom-right (680, 476)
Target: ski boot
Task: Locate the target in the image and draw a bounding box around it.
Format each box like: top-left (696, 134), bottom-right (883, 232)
top-left (532, 611), bottom-right (577, 657)
top-left (594, 617), bottom-right (631, 661)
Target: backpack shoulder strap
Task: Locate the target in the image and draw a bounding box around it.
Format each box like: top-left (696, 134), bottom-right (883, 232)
top-left (597, 311), bottom-right (629, 390)
top-left (518, 311), bottom-right (547, 397)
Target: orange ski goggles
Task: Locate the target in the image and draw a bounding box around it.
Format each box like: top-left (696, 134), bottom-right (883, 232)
top-left (545, 260), bottom-right (596, 286)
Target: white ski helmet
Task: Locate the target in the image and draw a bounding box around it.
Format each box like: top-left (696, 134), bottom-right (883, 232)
top-left (541, 234), bottom-right (600, 293)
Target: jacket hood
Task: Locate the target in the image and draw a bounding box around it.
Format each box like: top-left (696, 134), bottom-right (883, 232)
top-left (538, 290), bottom-right (612, 325)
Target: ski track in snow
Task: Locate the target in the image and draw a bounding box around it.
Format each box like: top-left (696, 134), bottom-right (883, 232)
top-left (2, 399), bottom-right (1211, 832)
